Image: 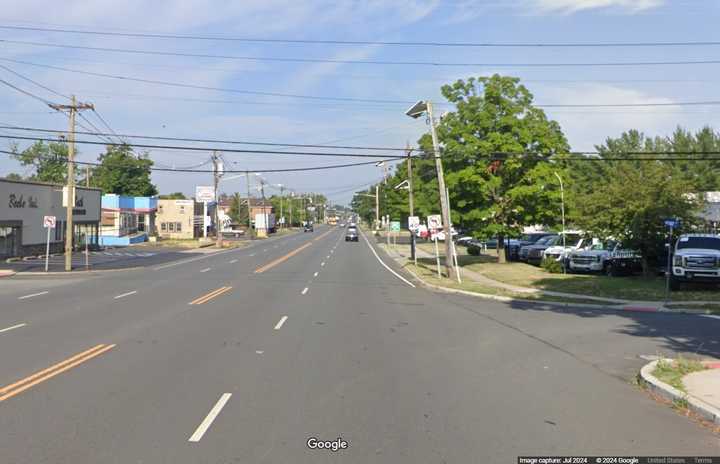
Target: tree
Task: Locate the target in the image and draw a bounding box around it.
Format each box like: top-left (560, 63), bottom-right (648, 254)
top-left (228, 192), bottom-right (249, 225)
top-left (420, 75), bottom-right (570, 262)
top-left (570, 130), bottom-right (704, 276)
top-left (91, 144), bottom-right (158, 196)
top-left (4, 173), bottom-right (23, 181)
top-left (158, 192), bottom-right (187, 199)
top-left (14, 141), bottom-right (71, 184)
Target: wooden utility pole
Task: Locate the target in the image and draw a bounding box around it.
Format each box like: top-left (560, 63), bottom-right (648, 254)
top-left (49, 95), bottom-right (94, 271)
top-left (212, 151), bottom-right (223, 248)
top-left (245, 171), bottom-right (254, 239)
top-left (406, 143), bottom-right (416, 262)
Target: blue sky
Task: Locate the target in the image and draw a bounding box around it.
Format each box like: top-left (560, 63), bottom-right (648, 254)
top-left (0, 0), bottom-right (718, 204)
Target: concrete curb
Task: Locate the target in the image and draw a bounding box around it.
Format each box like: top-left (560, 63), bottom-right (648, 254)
top-left (0, 270), bottom-right (17, 278)
top-left (639, 360), bottom-right (720, 425)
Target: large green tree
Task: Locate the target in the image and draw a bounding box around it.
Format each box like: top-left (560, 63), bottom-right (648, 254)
top-left (14, 141), bottom-right (71, 184)
top-left (569, 130), bottom-right (704, 275)
top-left (228, 192), bottom-right (249, 225)
top-left (91, 144), bottom-right (157, 196)
top-left (420, 75), bottom-right (570, 261)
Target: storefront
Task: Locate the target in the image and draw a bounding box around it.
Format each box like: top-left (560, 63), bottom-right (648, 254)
top-left (99, 194), bottom-right (157, 246)
top-left (0, 178), bottom-right (101, 258)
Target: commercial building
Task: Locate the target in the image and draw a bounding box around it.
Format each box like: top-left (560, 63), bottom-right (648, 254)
top-left (156, 199), bottom-right (203, 239)
top-left (0, 177), bottom-right (101, 258)
top-left (99, 194), bottom-right (157, 246)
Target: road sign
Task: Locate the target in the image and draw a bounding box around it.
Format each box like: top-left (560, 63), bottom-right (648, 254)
top-left (408, 216), bottom-right (420, 231)
top-left (43, 216), bottom-right (56, 228)
top-left (390, 221), bottom-right (401, 232)
top-left (664, 218), bottom-right (680, 228)
top-left (195, 186), bottom-right (215, 203)
top-left (427, 214), bottom-right (442, 231)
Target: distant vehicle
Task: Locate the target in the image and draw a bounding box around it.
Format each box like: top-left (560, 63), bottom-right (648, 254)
top-left (519, 235), bottom-right (558, 263)
top-left (670, 234), bottom-right (720, 290)
top-left (255, 213), bottom-right (276, 233)
top-left (430, 227), bottom-right (458, 241)
top-left (416, 224), bottom-right (429, 240)
top-left (348, 222), bottom-right (357, 228)
top-left (339, 223), bottom-right (346, 227)
top-left (345, 226), bottom-right (359, 242)
top-left (304, 223), bottom-right (314, 232)
top-left (507, 232), bottom-right (554, 261)
top-left (542, 233), bottom-right (588, 263)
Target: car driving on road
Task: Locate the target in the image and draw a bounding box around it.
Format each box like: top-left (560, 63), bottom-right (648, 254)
top-left (304, 223), bottom-right (314, 232)
top-left (345, 226), bottom-right (359, 242)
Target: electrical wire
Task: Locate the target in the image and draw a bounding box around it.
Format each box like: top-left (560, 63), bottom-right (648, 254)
top-left (5, 38), bottom-right (720, 68)
top-left (0, 149), bottom-right (406, 173)
top-left (2, 24), bottom-right (719, 48)
top-left (0, 77), bottom-right (53, 105)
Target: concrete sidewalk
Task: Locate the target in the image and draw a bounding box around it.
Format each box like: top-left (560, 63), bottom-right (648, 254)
top-left (684, 365), bottom-right (720, 413)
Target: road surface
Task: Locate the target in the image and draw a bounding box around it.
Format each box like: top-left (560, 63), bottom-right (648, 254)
top-left (1, 225), bottom-right (717, 463)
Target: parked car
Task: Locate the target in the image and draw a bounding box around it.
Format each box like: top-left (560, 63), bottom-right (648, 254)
top-left (670, 234), bottom-right (720, 290)
top-left (430, 227), bottom-right (458, 241)
top-left (542, 234), bottom-right (590, 264)
top-left (524, 236), bottom-right (561, 265)
top-left (519, 235), bottom-right (558, 263)
top-left (507, 232), bottom-right (555, 261)
top-left (568, 240), bottom-right (641, 276)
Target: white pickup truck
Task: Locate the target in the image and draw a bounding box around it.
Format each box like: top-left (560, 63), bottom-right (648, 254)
top-left (568, 240), bottom-right (641, 276)
top-left (542, 235), bottom-right (594, 263)
top-left (670, 234), bottom-right (720, 290)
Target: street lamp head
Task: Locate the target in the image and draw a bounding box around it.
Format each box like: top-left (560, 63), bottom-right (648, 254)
top-left (405, 100), bottom-right (428, 119)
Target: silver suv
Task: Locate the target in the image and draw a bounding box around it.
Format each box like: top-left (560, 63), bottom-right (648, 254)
top-left (670, 234), bottom-right (720, 290)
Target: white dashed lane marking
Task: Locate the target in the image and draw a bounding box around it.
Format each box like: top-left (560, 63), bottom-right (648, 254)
top-left (274, 316), bottom-right (288, 330)
top-left (18, 291), bottom-right (48, 300)
top-left (301, 287), bottom-right (309, 295)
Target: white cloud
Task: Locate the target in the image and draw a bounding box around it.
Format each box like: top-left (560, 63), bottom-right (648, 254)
top-left (529, 0), bottom-right (664, 14)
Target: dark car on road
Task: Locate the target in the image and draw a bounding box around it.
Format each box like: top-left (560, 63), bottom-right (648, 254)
top-left (345, 226), bottom-right (359, 242)
top-left (304, 223), bottom-right (314, 232)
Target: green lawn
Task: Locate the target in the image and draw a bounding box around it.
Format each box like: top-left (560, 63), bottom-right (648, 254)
top-left (653, 358), bottom-right (707, 393)
top-left (411, 242), bottom-right (720, 302)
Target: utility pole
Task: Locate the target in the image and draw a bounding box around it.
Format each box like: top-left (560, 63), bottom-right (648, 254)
top-left (375, 185), bottom-right (380, 230)
top-left (407, 143), bottom-right (416, 263)
top-left (245, 171), bottom-right (254, 239)
top-left (49, 95), bottom-right (93, 272)
top-left (426, 101), bottom-right (455, 279)
top-left (289, 192), bottom-right (294, 228)
top-left (212, 151), bottom-right (223, 248)
top-left (85, 165), bottom-right (90, 187)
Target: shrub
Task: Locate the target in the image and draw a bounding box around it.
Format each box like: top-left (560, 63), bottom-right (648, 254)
top-left (467, 245), bottom-right (481, 256)
top-left (541, 257), bottom-right (563, 274)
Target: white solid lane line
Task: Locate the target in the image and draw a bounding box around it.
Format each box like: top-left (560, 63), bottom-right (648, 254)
top-left (314, 272), bottom-right (318, 277)
top-left (188, 393), bottom-right (232, 443)
top-left (274, 316), bottom-right (288, 330)
top-left (114, 290), bottom-right (137, 299)
top-left (229, 259), bottom-right (238, 264)
top-left (0, 323), bottom-right (27, 334)
top-left (18, 291), bottom-right (49, 300)
top-left (301, 287), bottom-right (309, 295)
top-left (200, 268), bottom-right (211, 273)
top-left (701, 314), bottom-right (720, 320)
top-left (359, 228), bottom-right (416, 288)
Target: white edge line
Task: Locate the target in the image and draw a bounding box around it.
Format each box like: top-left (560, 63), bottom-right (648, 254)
top-left (700, 314), bottom-right (720, 320)
top-left (114, 290), bottom-right (137, 299)
top-left (359, 229), bottom-right (416, 288)
top-left (18, 291), bottom-right (49, 300)
top-left (274, 315), bottom-right (288, 330)
top-left (200, 268), bottom-right (211, 273)
top-left (301, 287), bottom-right (309, 295)
top-left (188, 393), bottom-right (232, 442)
top-left (229, 259), bottom-right (238, 264)
top-left (0, 323), bottom-right (27, 334)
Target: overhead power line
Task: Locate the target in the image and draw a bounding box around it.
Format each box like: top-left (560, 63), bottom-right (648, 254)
top-left (0, 124), bottom-right (415, 152)
top-left (0, 149), bottom-right (403, 173)
top-left (2, 24), bottom-right (719, 48)
top-left (5, 39), bottom-right (720, 68)
top-left (0, 134), bottom-right (410, 159)
top-left (5, 58), bottom-right (720, 110)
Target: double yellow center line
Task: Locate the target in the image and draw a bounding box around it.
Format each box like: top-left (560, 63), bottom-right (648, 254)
top-left (254, 229), bottom-right (334, 274)
top-left (0, 344), bottom-right (116, 403)
top-left (189, 286), bottom-right (233, 305)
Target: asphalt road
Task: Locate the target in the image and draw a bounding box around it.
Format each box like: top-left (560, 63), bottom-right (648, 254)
top-left (0, 224), bottom-right (717, 463)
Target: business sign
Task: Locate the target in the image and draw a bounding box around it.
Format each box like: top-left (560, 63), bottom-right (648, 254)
top-left (43, 215), bottom-right (56, 228)
top-left (408, 216), bottom-right (420, 231)
top-left (427, 214), bottom-right (442, 231)
top-left (390, 221), bottom-right (401, 232)
top-left (195, 186), bottom-right (215, 203)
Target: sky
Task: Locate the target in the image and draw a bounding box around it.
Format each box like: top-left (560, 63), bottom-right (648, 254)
top-left (0, 0), bottom-right (719, 205)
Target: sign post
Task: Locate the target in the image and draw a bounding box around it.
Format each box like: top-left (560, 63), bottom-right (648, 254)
top-left (664, 218), bottom-right (680, 300)
top-left (427, 215), bottom-right (443, 278)
top-left (408, 216), bottom-right (420, 265)
top-left (196, 186), bottom-right (215, 238)
top-left (43, 215), bottom-right (56, 272)
top-left (390, 221), bottom-right (400, 248)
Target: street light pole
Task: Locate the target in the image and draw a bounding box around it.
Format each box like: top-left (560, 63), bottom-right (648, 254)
top-left (406, 145), bottom-right (416, 264)
top-left (426, 102), bottom-right (455, 279)
top-left (554, 172), bottom-right (566, 273)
